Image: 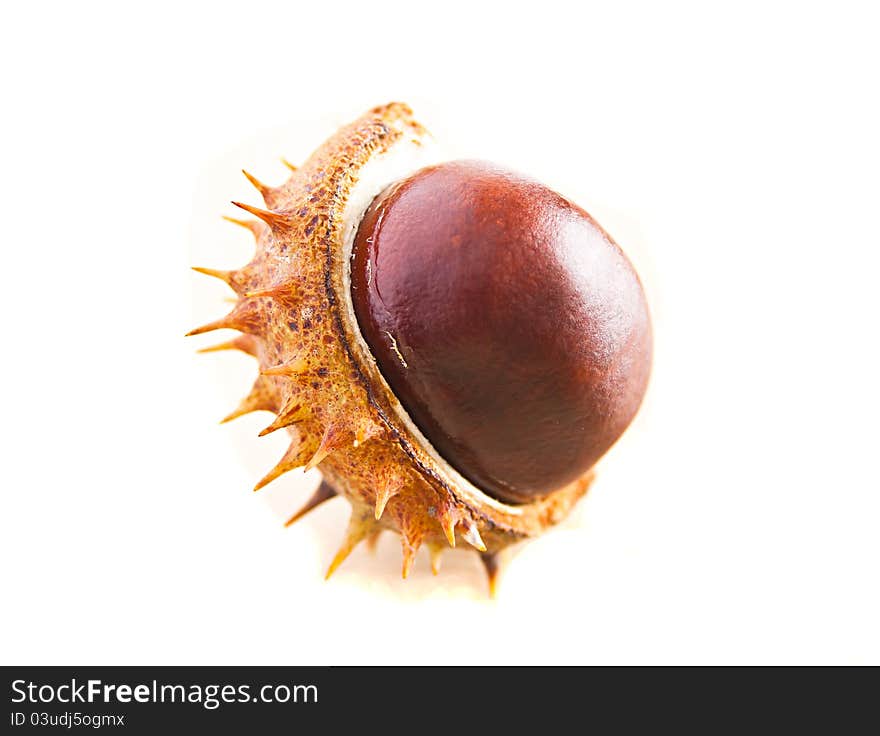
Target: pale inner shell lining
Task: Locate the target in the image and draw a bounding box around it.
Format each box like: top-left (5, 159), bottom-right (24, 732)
top-left (338, 124), bottom-right (523, 517)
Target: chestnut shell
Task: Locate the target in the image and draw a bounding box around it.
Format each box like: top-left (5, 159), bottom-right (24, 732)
top-left (351, 161), bottom-right (652, 504)
top-left (191, 103), bottom-right (646, 591)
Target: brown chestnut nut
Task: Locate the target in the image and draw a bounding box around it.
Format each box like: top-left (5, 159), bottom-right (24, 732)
top-left (351, 161), bottom-right (652, 504)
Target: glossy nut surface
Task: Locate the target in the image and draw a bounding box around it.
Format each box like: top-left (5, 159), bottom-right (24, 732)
top-left (351, 161), bottom-right (652, 504)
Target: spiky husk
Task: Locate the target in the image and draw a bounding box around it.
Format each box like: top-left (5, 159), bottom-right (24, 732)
top-left (191, 103), bottom-right (594, 594)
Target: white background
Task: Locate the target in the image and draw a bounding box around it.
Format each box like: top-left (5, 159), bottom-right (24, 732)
top-left (2, 1), bottom-right (878, 665)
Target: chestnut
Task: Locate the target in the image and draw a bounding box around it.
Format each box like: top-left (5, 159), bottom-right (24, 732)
top-left (189, 103), bottom-right (652, 594)
top-left (351, 161), bottom-right (652, 504)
